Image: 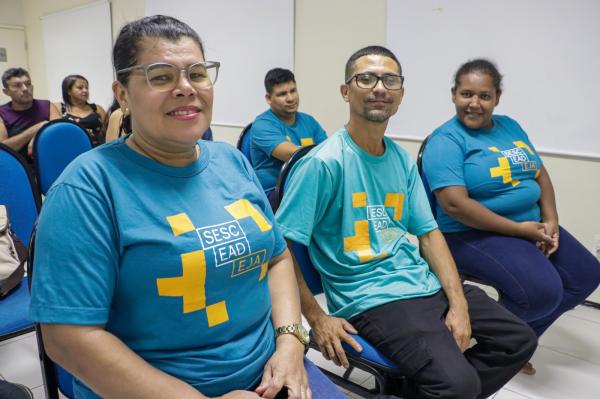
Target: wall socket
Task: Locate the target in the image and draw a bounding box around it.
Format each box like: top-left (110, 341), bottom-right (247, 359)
top-left (595, 234), bottom-right (600, 260)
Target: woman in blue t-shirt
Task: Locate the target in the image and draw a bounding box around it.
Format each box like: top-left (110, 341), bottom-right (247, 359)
top-left (30, 15), bottom-right (345, 399)
top-left (422, 59), bottom-right (600, 375)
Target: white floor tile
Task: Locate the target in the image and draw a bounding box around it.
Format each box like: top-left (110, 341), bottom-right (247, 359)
top-left (538, 310), bottom-right (600, 366)
top-left (504, 345), bottom-right (600, 399)
top-left (567, 303), bottom-right (600, 325)
top-left (31, 385), bottom-right (46, 399)
top-left (0, 331), bottom-right (42, 389)
top-left (493, 387), bottom-right (534, 399)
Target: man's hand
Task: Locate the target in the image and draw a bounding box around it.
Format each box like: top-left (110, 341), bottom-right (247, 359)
top-left (26, 120), bottom-right (48, 156)
top-left (255, 336), bottom-right (309, 399)
top-left (311, 314), bottom-right (362, 368)
top-left (444, 305), bottom-right (471, 352)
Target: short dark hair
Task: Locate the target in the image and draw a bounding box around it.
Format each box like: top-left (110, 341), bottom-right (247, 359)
top-left (345, 46), bottom-right (402, 81)
top-left (61, 74), bottom-right (88, 105)
top-left (453, 58), bottom-right (503, 95)
top-left (2, 67), bottom-right (30, 88)
top-left (264, 68), bottom-right (295, 94)
top-left (113, 15), bottom-right (205, 86)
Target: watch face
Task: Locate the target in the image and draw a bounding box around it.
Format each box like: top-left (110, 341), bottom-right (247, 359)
top-left (297, 324), bottom-right (310, 344)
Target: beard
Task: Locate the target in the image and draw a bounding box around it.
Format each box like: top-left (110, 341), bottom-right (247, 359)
top-left (364, 109), bottom-right (390, 123)
top-left (12, 94), bottom-right (33, 106)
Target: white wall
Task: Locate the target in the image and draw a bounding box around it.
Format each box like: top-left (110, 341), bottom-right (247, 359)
top-left (0, 0), bottom-right (24, 25)
top-left (22, 0), bottom-right (143, 101)
top-left (20, 0), bottom-right (600, 301)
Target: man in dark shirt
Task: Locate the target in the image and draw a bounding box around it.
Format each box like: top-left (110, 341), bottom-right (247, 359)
top-left (0, 67), bottom-right (60, 161)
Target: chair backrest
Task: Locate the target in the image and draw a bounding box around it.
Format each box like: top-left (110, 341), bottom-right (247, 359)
top-left (236, 123), bottom-right (253, 162)
top-left (273, 145), bottom-right (315, 212)
top-left (202, 126), bottom-right (213, 141)
top-left (416, 134), bottom-right (437, 218)
top-left (0, 143), bottom-right (40, 341)
top-left (0, 143), bottom-right (41, 243)
top-left (27, 230), bottom-right (76, 399)
top-left (33, 119), bottom-right (93, 195)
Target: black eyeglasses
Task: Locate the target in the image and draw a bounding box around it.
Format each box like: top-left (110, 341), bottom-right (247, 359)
top-left (116, 61), bottom-right (220, 91)
top-left (346, 73), bottom-right (404, 90)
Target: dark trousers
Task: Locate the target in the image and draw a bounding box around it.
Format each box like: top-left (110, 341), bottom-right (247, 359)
top-left (350, 285), bottom-right (537, 399)
top-left (445, 226), bottom-right (600, 336)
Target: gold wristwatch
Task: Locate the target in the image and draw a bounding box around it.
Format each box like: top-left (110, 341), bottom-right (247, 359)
top-left (274, 323), bottom-right (310, 349)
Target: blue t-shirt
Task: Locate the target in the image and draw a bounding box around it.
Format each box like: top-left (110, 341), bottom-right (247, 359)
top-left (29, 137), bottom-right (286, 398)
top-left (249, 109), bottom-right (327, 192)
top-left (422, 115), bottom-right (543, 233)
top-left (276, 129), bottom-right (441, 320)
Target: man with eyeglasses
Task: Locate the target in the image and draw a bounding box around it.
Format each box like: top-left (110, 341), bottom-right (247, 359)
top-left (0, 67), bottom-right (60, 162)
top-left (276, 46), bottom-right (537, 398)
top-left (249, 68), bottom-right (327, 204)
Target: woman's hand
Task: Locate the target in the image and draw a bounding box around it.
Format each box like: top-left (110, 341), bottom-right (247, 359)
top-left (216, 392), bottom-right (260, 399)
top-left (255, 336), bottom-right (310, 399)
top-left (538, 220), bottom-right (559, 257)
top-left (517, 221), bottom-right (553, 244)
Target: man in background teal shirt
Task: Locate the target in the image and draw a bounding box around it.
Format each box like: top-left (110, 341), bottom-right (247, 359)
top-left (249, 68), bottom-right (327, 201)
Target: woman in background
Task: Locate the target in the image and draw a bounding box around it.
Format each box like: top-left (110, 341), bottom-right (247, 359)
top-left (57, 74), bottom-right (106, 146)
top-left (422, 58), bottom-right (600, 375)
top-left (104, 99), bottom-right (131, 142)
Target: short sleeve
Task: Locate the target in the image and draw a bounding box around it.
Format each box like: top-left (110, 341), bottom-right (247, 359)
top-left (251, 117), bottom-right (288, 157)
top-left (275, 156), bottom-right (334, 246)
top-left (422, 133), bottom-right (466, 192)
top-left (29, 183), bottom-right (119, 325)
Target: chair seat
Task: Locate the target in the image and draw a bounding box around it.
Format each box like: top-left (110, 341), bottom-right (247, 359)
top-left (0, 277), bottom-right (33, 336)
top-left (309, 330), bottom-right (398, 370)
top-left (343, 334), bottom-right (398, 369)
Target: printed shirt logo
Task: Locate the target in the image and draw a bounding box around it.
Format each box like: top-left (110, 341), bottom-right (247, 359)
top-left (367, 205), bottom-right (391, 232)
top-left (343, 192), bottom-right (404, 262)
top-left (155, 199), bottom-right (272, 327)
top-left (488, 141), bottom-right (539, 187)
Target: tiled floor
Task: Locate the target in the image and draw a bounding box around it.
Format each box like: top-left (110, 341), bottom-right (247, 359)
top-left (1, 304), bottom-right (599, 399)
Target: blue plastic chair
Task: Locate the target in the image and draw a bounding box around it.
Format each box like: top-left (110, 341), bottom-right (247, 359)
top-left (0, 143), bottom-right (40, 341)
top-left (275, 146), bottom-right (405, 396)
top-left (27, 229), bottom-right (76, 399)
top-left (202, 126), bottom-right (213, 141)
top-left (236, 123), bottom-right (253, 163)
top-left (32, 119), bottom-right (93, 195)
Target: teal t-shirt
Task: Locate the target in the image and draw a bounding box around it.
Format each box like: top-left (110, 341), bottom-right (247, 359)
top-left (422, 115), bottom-right (543, 232)
top-left (250, 109), bottom-right (327, 192)
top-left (276, 129), bottom-right (441, 320)
top-left (29, 137), bottom-right (286, 397)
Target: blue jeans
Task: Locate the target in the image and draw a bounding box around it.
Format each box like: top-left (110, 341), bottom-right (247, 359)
top-left (445, 226), bottom-right (600, 336)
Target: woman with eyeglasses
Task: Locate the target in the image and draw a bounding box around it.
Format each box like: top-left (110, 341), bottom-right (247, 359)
top-left (56, 74), bottom-right (107, 147)
top-left (30, 15), bottom-right (344, 399)
top-left (421, 59), bottom-right (600, 375)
